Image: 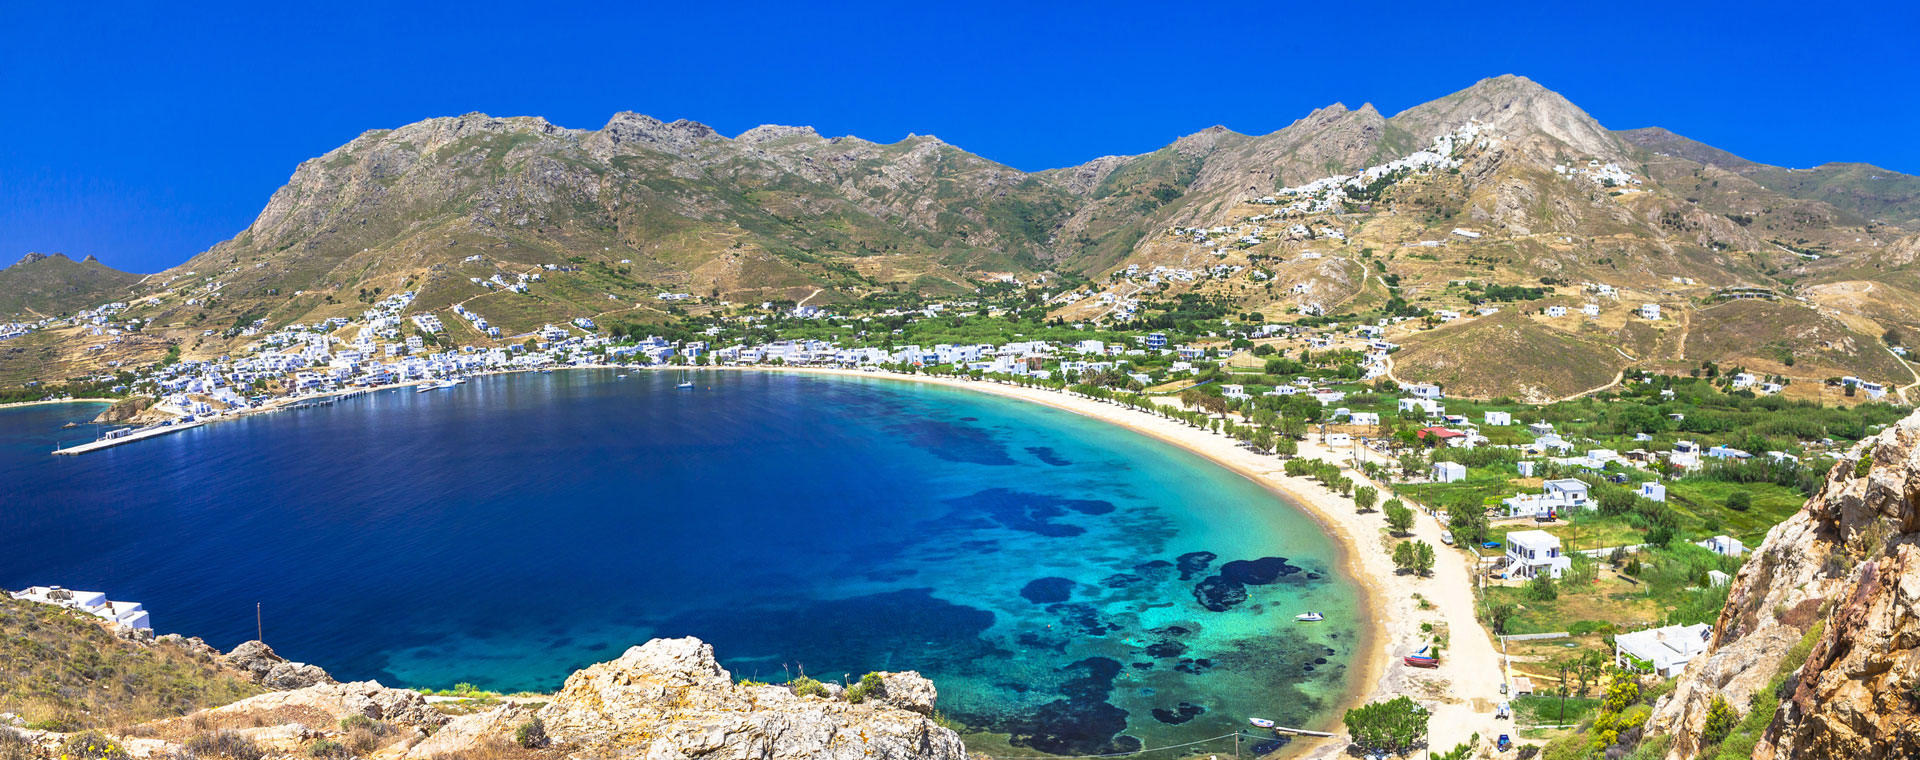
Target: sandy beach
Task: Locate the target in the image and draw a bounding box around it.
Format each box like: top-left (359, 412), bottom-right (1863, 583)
top-left (717, 366), bottom-right (1506, 757)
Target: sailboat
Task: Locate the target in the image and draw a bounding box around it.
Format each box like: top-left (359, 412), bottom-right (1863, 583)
top-left (677, 369), bottom-right (694, 389)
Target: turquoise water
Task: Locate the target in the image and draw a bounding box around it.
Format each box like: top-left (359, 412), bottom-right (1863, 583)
top-left (0, 371), bottom-right (1362, 755)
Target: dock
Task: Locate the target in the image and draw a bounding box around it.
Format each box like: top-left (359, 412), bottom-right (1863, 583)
top-left (53, 419), bottom-right (207, 455)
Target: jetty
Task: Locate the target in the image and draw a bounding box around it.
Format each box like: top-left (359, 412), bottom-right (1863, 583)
top-left (53, 419), bottom-right (206, 455)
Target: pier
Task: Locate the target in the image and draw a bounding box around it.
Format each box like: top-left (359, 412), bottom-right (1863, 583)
top-left (53, 419), bottom-right (207, 455)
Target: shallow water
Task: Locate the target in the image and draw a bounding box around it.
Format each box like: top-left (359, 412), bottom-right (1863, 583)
top-left (0, 371), bottom-right (1362, 754)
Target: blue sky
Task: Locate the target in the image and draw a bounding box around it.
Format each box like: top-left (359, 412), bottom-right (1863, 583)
top-left (3, 1), bottom-right (1914, 273)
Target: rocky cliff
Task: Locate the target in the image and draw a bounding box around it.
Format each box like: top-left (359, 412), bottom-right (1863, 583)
top-left (1649, 410), bottom-right (1920, 758)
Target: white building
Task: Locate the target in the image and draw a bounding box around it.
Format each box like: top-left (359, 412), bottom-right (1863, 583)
top-left (1640, 482), bottom-right (1667, 502)
top-left (1640, 303), bottom-right (1662, 320)
top-left (10, 585), bottom-right (151, 630)
top-left (1505, 530), bottom-right (1571, 579)
top-left (1485, 411), bottom-right (1512, 426)
top-left (1615, 623), bottom-right (1712, 677)
top-left (1349, 412), bottom-right (1381, 426)
top-left (1432, 461), bottom-right (1467, 483)
top-left (1698, 535), bottom-right (1745, 557)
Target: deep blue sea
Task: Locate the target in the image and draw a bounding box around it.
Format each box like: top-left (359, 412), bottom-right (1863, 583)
top-left (0, 371), bottom-right (1362, 755)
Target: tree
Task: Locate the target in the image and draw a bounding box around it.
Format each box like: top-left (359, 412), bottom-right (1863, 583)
top-left (1385, 502), bottom-right (1415, 534)
top-left (1413, 540), bottom-right (1436, 576)
top-left (1342, 696), bottom-right (1427, 754)
top-left (1449, 503), bottom-right (1489, 546)
top-left (1393, 541), bottom-right (1416, 573)
top-left (1527, 572), bottom-right (1558, 601)
top-left (1354, 486), bottom-right (1379, 513)
top-left (1725, 491), bottom-right (1752, 512)
top-left (1485, 601), bottom-right (1517, 634)
top-left (1398, 451), bottom-right (1426, 478)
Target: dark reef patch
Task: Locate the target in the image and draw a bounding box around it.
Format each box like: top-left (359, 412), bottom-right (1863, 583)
top-left (1021, 577), bottom-right (1076, 604)
top-left (1175, 551), bottom-right (1217, 580)
top-left (1174, 657), bottom-right (1215, 674)
top-left (1144, 640), bottom-right (1187, 659)
top-left (1047, 602), bottom-right (1112, 636)
top-left (1025, 446), bottom-right (1073, 466)
top-left (1100, 573), bottom-right (1142, 589)
top-left (1004, 657), bottom-right (1138, 756)
top-left (1193, 575), bottom-right (1250, 612)
top-left (1218, 557), bottom-right (1303, 585)
top-left (946, 488), bottom-right (1117, 537)
top-left (891, 420), bottom-right (1015, 465)
top-left (1151, 703), bottom-right (1205, 725)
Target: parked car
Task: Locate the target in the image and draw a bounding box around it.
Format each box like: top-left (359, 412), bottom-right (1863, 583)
top-left (1440, 530), bottom-right (1455, 545)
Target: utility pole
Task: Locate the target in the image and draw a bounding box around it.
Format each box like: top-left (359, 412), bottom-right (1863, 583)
top-left (256, 603), bottom-right (263, 643)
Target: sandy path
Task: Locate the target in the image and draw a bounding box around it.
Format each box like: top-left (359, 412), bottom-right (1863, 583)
top-left (705, 366), bottom-right (1506, 757)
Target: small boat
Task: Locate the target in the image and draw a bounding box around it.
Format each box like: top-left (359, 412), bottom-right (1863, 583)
top-left (1404, 645), bottom-right (1439, 668)
top-left (676, 370), bottom-right (694, 389)
top-left (1248, 718), bottom-right (1275, 729)
top-left (1295, 612), bottom-right (1324, 622)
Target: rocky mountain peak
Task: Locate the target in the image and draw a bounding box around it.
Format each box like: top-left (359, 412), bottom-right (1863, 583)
top-left (595, 111), bottom-right (726, 156)
top-left (737, 124), bottom-right (822, 144)
top-left (11, 252), bottom-right (55, 268)
top-left (1390, 73), bottom-right (1621, 159)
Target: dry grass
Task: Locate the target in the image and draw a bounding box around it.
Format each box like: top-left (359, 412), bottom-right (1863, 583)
top-left (0, 598), bottom-right (260, 731)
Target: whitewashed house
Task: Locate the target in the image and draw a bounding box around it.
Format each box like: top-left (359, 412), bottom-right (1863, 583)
top-left (1505, 530), bottom-right (1571, 579)
top-left (1432, 461), bottom-right (1467, 483)
top-left (1615, 623), bottom-right (1712, 677)
top-left (1485, 411), bottom-right (1512, 426)
top-left (1640, 482), bottom-right (1667, 502)
top-left (1698, 535), bottom-right (1745, 557)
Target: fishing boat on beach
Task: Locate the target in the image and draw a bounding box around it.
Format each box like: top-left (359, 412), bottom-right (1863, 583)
top-left (1248, 718), bottom-right (1275, 729)
top-left (1403, 645), bottom-right (1439, 668)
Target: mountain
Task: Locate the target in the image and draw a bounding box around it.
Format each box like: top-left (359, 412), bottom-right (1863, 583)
top-left (7, 75), bottom-right (1918, 399)
top-left (1619, 127), bottom-right (1920, 227)
top-left (0, 252), bottom-right (142, 317)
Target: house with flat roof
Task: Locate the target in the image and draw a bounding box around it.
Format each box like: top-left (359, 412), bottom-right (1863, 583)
top-left (1615, 623), bottom-right (1712, 677)
top-left (1698, 535), bottom-right (1745, 557)
top-left (1432, 461), bottom-right (1466, 483)
top-left (1504, 530), bottom-right (1571, 579)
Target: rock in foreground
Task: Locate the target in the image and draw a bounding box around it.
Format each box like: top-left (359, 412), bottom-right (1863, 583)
top-left (536, 637), bottom-right (966, 760)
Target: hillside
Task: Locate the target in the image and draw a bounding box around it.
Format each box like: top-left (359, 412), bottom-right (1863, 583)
top-left (1619, 127), bottom-right (1920, 227)
top-left (7, 75), bottom-right (1918, 400)
top-left (0, 596), bottom-right (259, 730)
top-left (0, 253), bottom-right (142, 317)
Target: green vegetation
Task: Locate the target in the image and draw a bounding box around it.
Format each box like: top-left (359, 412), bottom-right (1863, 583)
top-left (788, 676), bottom-right (830, 698)
top-left (0, 597), bottom-right (259, 730)
top-left (844, 672), bottom-right (885, 704)
top-left (1343, 695), bottom-right (1427, 754)
top-left (513, 716), bottom-right (548, 749)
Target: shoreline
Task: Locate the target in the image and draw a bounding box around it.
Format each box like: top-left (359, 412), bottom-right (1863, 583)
top-left (688, 365), bottom-right (1503, 758)
top-left (31, 364), bottom-right (1502, 755)
top-left (0, 397), bottom-right (118, 411)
